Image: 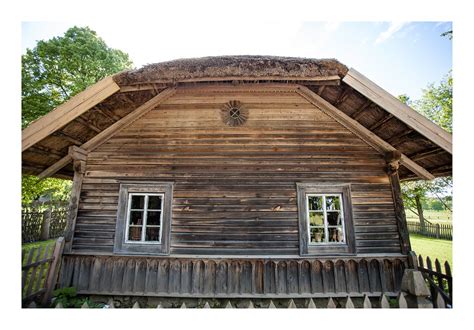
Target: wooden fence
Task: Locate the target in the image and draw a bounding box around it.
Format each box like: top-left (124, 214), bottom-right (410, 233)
top-left (22, 201), bottom-right (68, 243)
top-left (22, 238), bottom-right (65, 306)
top-left (51, 293), bottom-right (444, 308)
top-left (414, 254), bottom-right (452, 308)
top-left (407, 221), bottom-right (452, 240)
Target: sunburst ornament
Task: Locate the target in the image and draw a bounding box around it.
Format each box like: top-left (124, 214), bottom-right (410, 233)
top-left (221, 100), bottom-right (248, 127)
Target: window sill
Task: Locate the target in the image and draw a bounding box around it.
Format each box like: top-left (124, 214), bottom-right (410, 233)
top-left (302, 244), bottom-right (355, 256)
top-left (114, 242), bottom-right (169, 255)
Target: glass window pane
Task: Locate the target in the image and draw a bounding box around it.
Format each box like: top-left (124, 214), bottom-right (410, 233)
top-left (310, 227), bottom-right (325, 243)
top-left (327, 211), bottom-right (342, 226)
top-left (148, 196), bottom-right (162, 210)
top-left (326, 196), bottom-right (341, 211)
top-left (147, 211), bottom-right (162, 226)
top-left (146, 227), bottom-right (161, 241)
top-left (129, 211), bottom-right (144, 225)
top-left (309, 212), bottom-right (324, 226)
top-left (308, 196), bottom-right (323, 210)
top-left (328, 227), bottom-right (344, 242)
top-left (131, 195), bottom-right (145, 209)
top-left (128, 227), bottom-right (142, 241)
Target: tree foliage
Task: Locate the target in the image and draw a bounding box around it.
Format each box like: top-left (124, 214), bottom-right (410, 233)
top-left (22, 26), bottom-right (133, 203)
top-left (22, 26), bottom-right (133, 128)
top-left (414, 72), bottom-right (452, 133)
top-left (22, 175), bottom-right (72, 204)
top-left (399, 70), bottom-right (453, 222)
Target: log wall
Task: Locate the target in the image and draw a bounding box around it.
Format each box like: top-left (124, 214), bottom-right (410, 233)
top-left (73, 86), bottom-right (401, 256)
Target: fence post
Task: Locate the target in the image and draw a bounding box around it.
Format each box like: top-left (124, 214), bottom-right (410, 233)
top-left (407, 251), bottom-right (418, 270)
top-left (41, 237), bottom-right (65, 306)
top-left (40, 206), bottom-right (52, 241)
top-left (400, 269), bottom-right (433, 308)
top-left (435, 224), bottom-right (440, 239)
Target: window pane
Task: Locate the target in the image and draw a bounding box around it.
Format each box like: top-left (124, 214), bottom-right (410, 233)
top-left (129, 211), bottom-right (144, 225)
top-left (147, 211), bottom-right (162, 226)
top-left (145, 227), bottom-right (161, 241)
top-left (310, 227), bottom-right (325, 243)
top-left (327, 211), bottom-right (342, 226)
top-left (131, 195), bottom-right (145, 209)
top-left (308, 196), bottom-right (323, 210)
top-left (326, 196), bottom-right (341, 211)
top-left (328, 227), bottom-right (344, 243)
top-left (148, 196), bottom-right (162, 210)
top-left (309, 212), bottom-right (324, 226)
top-left (128, 227), bottom-right (142, 241)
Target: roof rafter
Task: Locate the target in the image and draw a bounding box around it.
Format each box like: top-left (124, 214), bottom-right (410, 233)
top-left (343, 68), bottom-right (452, 154)
top-left (22, 76), bottom-right (120, 152)
top-left (37, 87), bottom-right (177, 179)
top-left (295, 85), bottom-right (435, 180)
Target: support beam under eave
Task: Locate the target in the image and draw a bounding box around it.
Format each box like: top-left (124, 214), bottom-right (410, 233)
top-left (37, 87), bottom-right (177, 179)
top-left (295, 85), bottom-right (435, 180)
top-left (22, 76), bottom-right (120, 152)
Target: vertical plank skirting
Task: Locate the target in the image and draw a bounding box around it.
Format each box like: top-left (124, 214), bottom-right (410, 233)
top-left (58, 255), bottom-right (407, 297)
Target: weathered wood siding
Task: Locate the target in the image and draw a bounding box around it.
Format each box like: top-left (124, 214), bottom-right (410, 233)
top-left (58, 255), bottom-right (406, 297)
top-left (74, 86), bottom-right (401, 255)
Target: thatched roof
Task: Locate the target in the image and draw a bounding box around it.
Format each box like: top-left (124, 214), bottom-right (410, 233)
top-left (114, 56), bottom-right (349, 85)
top-left (22, 55), bottom-right (452, 180)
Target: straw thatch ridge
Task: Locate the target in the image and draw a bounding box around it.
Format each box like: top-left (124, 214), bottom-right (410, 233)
top-left (113, 55), bottom-right (349, 85)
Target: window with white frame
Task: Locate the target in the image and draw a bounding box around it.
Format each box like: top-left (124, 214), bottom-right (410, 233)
top-left (297, 183), bottom-right (355, 255)
top-left (126, 194), bottom-right (164, 243)
top-left (114, 182), bottom-right (173, 255)
top-left (307, 194), bottom-right (345, 244)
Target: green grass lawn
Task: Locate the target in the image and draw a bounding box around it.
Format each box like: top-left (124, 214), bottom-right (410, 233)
top-left (22, 239), bottom-right (56, 264)
top-left (410, 233), bottom-right (452, 269)
top-left (406, 209), bottom-right (452, 224)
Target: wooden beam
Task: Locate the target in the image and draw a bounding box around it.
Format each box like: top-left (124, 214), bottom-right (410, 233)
top-left (351, 99), bottom-right (372, 121)
top-left (409, 147), bottom-right (443, 162)
top-left (28, 145), bottom-right (63, 159)
top-left (387, 128), bottom-right (414, 146)
top-left (317, 85), bottom-right (326, 96)
top-left (22, 76), bottom-right (120, 152)
top-left (119, 75), bottom-right (341, 92)
top-left (334, 86), bottom-right (352, 107)
top-left (52, 130), bottom-right (84, 145)
top-left (37, 88), bottom-right (177, 179)
top-left (63, 159), bottom-right (86, 252)
top-left (74, 116), bottom-right (102, 133)
top-left (385, 155), bottom-right (411, 255)
top-left (343, 68), bottom-right (452, 154)
top-left (296, 85), bottom-right (435, 180)
top-left (95, 107), bottom-right (120, 122)
top-left (99, 107), bottom-right (122, 122)
top-left (69, 146), bottom-right (88, 161)
top-left (369, 114), bottom-right (394, 131)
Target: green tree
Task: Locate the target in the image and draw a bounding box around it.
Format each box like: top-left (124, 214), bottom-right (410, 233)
top-left (414, 72), bottom-right (452, 133)
top-left (399, 72), bottom-right (453, 228)
top-left (22, 26), bottom-right (133, 203)
top-left (22, 26), bottom-right (133, 128)
top-left (22, 175), bottom-right (72, 204)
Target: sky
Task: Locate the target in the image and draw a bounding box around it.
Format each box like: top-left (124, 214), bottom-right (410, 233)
top-left (21, 21), bottom-right (452, 101)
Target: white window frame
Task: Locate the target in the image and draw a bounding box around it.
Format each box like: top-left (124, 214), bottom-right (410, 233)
top-left (306, 193), bottom-right (346, 245)
top-left (124, 193), bottom-right (164, 244)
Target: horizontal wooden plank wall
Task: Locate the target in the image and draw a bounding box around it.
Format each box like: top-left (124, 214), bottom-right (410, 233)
top-left (58, 255), bottom-right (406, 297)
top-left (74, 86), bottom-right (401, 255)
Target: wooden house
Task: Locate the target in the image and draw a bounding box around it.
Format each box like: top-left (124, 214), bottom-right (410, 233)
top-left (22, 56), bottom-right (452, 301)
